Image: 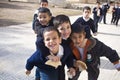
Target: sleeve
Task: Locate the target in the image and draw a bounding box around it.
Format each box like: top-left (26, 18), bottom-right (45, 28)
top-left (25, 50), bottom-right (46, 70)
top-left (65, 46), bottom-right (74, 68)
top-left (32, 13), bottom-right (38, 30)
top-left (90, 19), bottom-right (96, 33)
top-left (92, 7), bottom-right (97, 14)
top-left (36, 40), bottom-right (50, 58)
top-left (73, 17), bottom-right (81, 24)
top-left (95, 39), bottom-right (120, 63)
top-left (100, 8), bottom-right (103, 16)
top-left (25, 51), bottom-right (37, 71)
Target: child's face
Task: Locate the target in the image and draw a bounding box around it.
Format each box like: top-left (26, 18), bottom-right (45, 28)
top-left (71, 32), bottom-right (86, 47)
top-left (38, 12), bottom-right (51, 26)
top-left (44, 30), bottom-right (61, 54)
top-left (83, 9), bottom-right (91, 19)
top-left (40, 2), bottom-right (48, 8)
top-left (57, 22), bottom-right (71, 40)
top-left (97, 3), bottom-right (100, 7)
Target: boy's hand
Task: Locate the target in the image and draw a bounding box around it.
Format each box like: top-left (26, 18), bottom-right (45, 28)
top-left (25, 70), bottom-right (31, 76)
top-left (74, 60), bottom-right (87, 71)
top-left (93, 32), bottom-right (98, 36)
top-left (47, 55), bottom-right (60, 62)
top-left (34, 30), bottom-right (37, 34)
top-left (67, 68), bottom-right (76, 79)
top-left (114, 63), bottom-right (120, 71)
top-left (69, 68), bottom-right (76, 76)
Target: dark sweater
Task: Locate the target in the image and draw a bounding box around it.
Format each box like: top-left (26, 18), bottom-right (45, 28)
top-left (70, 37), bottom-right (120, 75)
top-left (26, 44), bottom-right (74, 80)
top-left (73, 17), bottom-right (96, 38)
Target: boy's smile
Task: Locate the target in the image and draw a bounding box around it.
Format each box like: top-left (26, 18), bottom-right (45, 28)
top-left (57, 22), bottom-right (71, 40)
top-left (44, 30), bottom-right (61, 54)
top-left (38, 13), bottom-right (51, 26)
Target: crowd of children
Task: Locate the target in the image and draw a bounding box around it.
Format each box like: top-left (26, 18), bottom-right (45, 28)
top-left (25, 0), bottom-right (120, 80)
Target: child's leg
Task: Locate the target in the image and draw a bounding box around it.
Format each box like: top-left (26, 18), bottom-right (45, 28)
top-left (35, 68), bottom-right (40, 80)
top-left (40, 70), bottom-right (58, 80)
top-left (87, 66), bottom-right (100, 80)
top-left (115, 16), bottom-right (120, 26)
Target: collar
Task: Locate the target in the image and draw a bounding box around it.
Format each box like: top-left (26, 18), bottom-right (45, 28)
top-left (57, 45), bottom-right (64, 58)
top-left (83, 16), bottom-right (90, 22)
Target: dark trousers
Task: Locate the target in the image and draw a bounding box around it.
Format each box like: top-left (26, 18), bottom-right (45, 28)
top-left (69, 65), bottom-right (100, 80)
top-left (115, 16), bottom-right (120, 26)
top-left (103, 13), bottom-right (107, 24)
top-left (35, 68), bottom-right (41, 79)
top-left (94, 16), bottom-right (100, 32)
top-left (99, 13), bottom-right (107, 24)
top-left (111, 13), bottom-right (116, 23)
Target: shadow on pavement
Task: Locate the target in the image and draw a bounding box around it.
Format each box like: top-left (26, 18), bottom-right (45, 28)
top-left (0, 19), bottom-right (24, 27)
top-left (98, 32), bottom-right (120, 36)
top-left (0, 1), bottom-right (34, 10)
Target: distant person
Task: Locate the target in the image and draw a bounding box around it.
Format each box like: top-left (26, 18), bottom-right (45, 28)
top-left (73, 6), bottom-right (97, 39)
top-left (99, 2), bottom-right (110, 24)
top-left (114, 2), bottom-right (120, 26)
top-left (110, 1), bottom-right (116, 24)
top-left (32, 0), bottom-right (49, 33)
top-left (25, 27), bottom-right (75, 80)
top-left (93, 2), bottom-right (102, 32)
top-left (34, 7), bottom-right (54, 50)
top-left (69, 23), bottom-right (120, 80)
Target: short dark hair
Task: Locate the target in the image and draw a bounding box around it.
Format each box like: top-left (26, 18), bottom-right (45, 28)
top-left (109, 1), bottom-right (114, 4)
top-left (71, 23), bottom-right (85, 34)
top-left (96, 1), bottom-right (100, 4)
top-left (53, 14), bottom-right (71, 28)
top-left (38, 7), bottom-right (52, 16)
top-left (40, 0), bottom-right (48, 3)
top-left (83, 6), bottom-right (91, 11)
top-left (43, 27), bottom-right (61, 38)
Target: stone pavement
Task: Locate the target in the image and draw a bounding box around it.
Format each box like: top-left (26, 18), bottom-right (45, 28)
top-left (0, 13), bottom-right (120, 80)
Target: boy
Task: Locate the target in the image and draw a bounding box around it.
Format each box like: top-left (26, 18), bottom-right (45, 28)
top-left (33, 7), bottom-right (54, 80)
top-left (114, 2), bottom-right (120, 26)
top-left (69, 23), bottom-right (120, 80)
top-left (32, 0), bottom-right (49, 32)
top-left (73, 6), bottom-right (97, 38)
top-left (100, 2), bottom-right (110, 24)
top-left (34, 7), bottom-right (54, 50)
top-left (93, 2), bottom-right (102, 32)
top-left (25, 27), bottom-right (75, 80)
top-left (110, 1), bottom-right (116, 24)
top-left (53, 14), bottom-right (72, 45)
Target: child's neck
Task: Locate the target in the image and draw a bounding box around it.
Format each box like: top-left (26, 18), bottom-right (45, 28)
top-left (80, 39), bottom-right (88, 48)
top-left (50, 50), bottom-right (58, 56)
top-left (83, 16), bottom-right (90, 22)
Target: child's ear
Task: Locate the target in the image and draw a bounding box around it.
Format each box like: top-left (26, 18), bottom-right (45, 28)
top-left (37, 16), bottom-right (39, 20)
top-left (84, 32), bottom-right (86, 38)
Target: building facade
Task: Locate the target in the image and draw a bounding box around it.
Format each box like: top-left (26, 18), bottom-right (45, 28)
top-left (9, 0), bottom-right (120, 3)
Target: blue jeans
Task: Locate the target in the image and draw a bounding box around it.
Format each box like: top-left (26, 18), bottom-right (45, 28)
top-left (39, 69), bottom-right (58, 80)
top-left (35, 68), bottom-right (40, 79)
